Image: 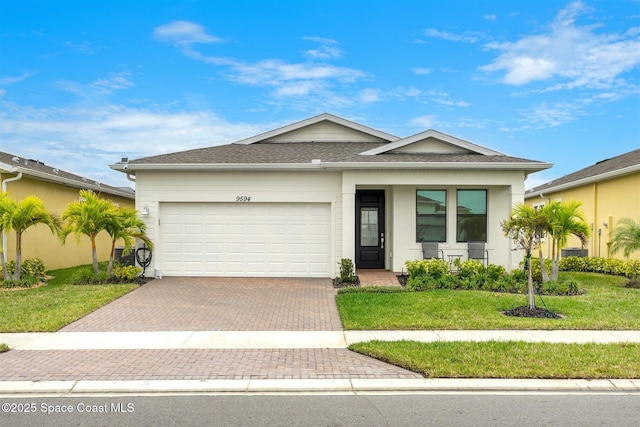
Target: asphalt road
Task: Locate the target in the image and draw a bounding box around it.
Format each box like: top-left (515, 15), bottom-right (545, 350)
top-left (1, 393), bottom-right (639, 426)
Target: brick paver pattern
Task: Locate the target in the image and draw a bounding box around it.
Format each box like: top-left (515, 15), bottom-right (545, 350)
top-left (1, 276), bottom-right (423, 381)
top-left (62, 277), bottom-right (343, 332)
top-left (0, 348), bottom-right (422, 380)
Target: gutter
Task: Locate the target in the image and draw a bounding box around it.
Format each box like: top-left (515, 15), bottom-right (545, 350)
top-left (2, 172), bottom-right (23, 260)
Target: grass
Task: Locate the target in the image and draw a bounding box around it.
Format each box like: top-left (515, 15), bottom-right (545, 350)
top-left (350, 340), bottom-right (640, 379)
top-left (0, 265), bottom-right (138, 332)
top-left (337, 272), bottom-right (640, 330)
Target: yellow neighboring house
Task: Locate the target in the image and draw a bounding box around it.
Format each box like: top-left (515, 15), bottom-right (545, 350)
top-left (0, 151), bottom-right (135, 270)
top-left (525, 149), bottom-right (640, 262)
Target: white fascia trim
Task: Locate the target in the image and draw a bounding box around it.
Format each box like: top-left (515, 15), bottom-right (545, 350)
top-left (233, 113), bottom-right (399, 145)
top-left (525, 164), bottom-right (640, 199)
top-left (113, 161), bottom-right (551, 173)
top-left (110, 163), bottom-right (326, 172)
top-left (320, 161), bottom-right (551, 171)
top-left (359, 129), bottom-right (505, 156)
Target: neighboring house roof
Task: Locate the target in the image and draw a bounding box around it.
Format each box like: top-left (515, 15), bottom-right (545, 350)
top-left (112, 113), bottom-right (551, 174)
top-left (526, 149), bottom-right (640, 198)
top-left (0, 151), bottom-right (135, 200)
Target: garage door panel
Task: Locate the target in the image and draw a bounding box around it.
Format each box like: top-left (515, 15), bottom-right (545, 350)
top-left (160, 203), bottom-right (330, 277)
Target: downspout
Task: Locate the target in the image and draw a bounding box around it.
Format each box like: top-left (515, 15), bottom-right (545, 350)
top-left (2, 172), bottom-right (23, 258)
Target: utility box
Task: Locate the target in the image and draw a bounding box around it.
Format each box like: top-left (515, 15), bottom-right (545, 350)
top-left (114, 247), bottom-right (135, 266)
top-left (561, 248), bottom-right (588, 258)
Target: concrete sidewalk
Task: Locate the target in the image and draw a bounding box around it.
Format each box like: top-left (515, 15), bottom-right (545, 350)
top-left (1, 329), bottom-right (639, 395)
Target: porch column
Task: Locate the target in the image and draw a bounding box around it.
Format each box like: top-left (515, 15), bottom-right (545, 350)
top-left (342, 184), bottom-right (356, 263)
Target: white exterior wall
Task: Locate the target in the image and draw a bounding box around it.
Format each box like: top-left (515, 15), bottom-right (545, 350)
top-left (136, 170), bottom-right (343, 277)
top-left (136, 167), bottom-right (526, 277)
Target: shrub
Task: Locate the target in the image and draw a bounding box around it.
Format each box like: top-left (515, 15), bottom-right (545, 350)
top-left (560, 256), bottom-right (640, 278)
top-left (5, 258), bottom-right (46, 278)
top-left (540, 279), bottom-right (581, 296)
top-left (0, 275), bottom-right (40, 289)
top-left (455, 259), bottom-right (486, 280)
top-left (73, 268), bottom-right (111, 285)
top-left (113, 265), bottom-right (142, 282)
top-left (405, 259), bottom-right (450, 280)
top-left (337, 258), bottom-right (357, 283)
top-left (0, 344), bottom-right (9, 353)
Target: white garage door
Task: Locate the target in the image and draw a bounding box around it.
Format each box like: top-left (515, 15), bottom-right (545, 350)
top-left (160, 202), bottom-right (331, 277)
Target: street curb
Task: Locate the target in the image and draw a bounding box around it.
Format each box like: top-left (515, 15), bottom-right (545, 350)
top-left (0, 379), bottom-right (638, 395)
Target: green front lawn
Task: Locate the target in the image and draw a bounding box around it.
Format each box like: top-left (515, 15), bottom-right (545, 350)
top-left (0, 265), bottom-right (138, 332)
top-left (337, 272), bottom-right (640, 330)
top-left (350, 340), bottom-right (640, 378)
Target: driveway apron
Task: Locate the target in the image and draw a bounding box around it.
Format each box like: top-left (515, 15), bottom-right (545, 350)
top-left (0, 277), bottom-right (422, 381)
top-left (61, 277), bottom-right (343, 332)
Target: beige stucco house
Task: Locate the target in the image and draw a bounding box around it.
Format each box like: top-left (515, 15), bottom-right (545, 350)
top-left (111, 113), bottom-right (551, 278)
top-left (1, 151), bottom-right (135, 270)
top-left (525, 149), bottom-right (640, 261)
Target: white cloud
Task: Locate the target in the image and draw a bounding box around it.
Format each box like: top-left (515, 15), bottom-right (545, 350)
top-left (153, 21), bottom-right (222, 46)
top-left (484, 14), bottom-right (497, 22)
top-left (427, 91), bottom-right (471, 108)
top-left (0, 71), bottom-right (36, 86)
top-left (424, 28), bottom-right (479, 43)
top-left (412, 67), bottom-right (432, 75)
top-left (480, 1), bottom-right (640, 89)
top-left (410, 115), bottom-right (436, 128)
top-left (89, 72), bottom-right (135, 94)
top-left (358, 88), bottom-right (381, 103)
top-left (0, 102), bottom-right (266, 187)
top-left (303, 36), bottom-right (343, 59)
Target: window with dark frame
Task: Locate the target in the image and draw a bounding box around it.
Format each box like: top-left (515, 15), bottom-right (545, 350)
top-left (456, 189), bottom-right (487, 242)
top-left (416, 190), bottom-right (447, 242)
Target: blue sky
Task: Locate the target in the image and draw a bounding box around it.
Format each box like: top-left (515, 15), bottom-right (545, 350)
top-left (1, 0), bottom-right (639, 189)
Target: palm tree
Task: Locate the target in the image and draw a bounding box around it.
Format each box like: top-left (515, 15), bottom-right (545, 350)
top-left (0, 192), bottom-right (12, 281)
top-left (104, 207), bottom-right (153, 275)
top-left (61, 190), bottom-right (116, 276)
top-left (547, 201), bottom-right (590, 281)
top-left (502, 203), bottom-right (545, 309)
top-left (610, 218), bottom-right (640, 258)
top-left (0, 194), bottom-right (61, 280)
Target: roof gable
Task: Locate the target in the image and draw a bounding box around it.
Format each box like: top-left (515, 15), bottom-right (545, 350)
top-left (359, 129), bottom-right (504, 156)
top-left (234, 113), bottom-right (398, 145)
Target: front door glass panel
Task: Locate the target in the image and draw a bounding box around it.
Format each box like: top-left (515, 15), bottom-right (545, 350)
top-left (360, 208), bottom-right (379, 247)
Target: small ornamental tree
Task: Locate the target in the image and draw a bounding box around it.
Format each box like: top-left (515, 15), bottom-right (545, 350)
top-left (501, 203), bottom-right (545, 310)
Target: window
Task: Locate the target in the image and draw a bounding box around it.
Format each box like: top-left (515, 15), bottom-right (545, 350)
top-left (416, 190), bottom-right (446, 242)
top-left (457, 189), bottom-right (487, 242)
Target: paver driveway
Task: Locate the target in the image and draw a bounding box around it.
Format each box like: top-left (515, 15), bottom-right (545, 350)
top-left (0, 276), bottom-right (423, 381)
top-left (62, 277), bottom-right (343, 332)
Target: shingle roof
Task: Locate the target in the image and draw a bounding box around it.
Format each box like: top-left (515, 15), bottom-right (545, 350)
top-left (127, 141), bottom-right (546, 168)
top-left (0, 151), bottom-right (134, 199)
top-left (526, 149), bottom-right (640, 197)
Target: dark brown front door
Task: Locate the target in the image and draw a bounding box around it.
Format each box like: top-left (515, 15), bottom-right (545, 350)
top-left (355, 190), bottom-right (385, 269)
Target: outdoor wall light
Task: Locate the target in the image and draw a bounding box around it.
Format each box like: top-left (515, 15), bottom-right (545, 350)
top-left (140, 205), bottom-right (150, 215)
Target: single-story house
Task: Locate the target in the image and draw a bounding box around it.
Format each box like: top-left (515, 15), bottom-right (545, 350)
top-left (0, 151), bottom-right (135, 270)
top-left (526, 149), bottom-right (640, 261)
top-left (111, 113), bottom-right (551, 278)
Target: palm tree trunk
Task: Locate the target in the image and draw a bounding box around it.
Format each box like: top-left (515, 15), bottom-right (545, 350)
top-left (0, 250), bottom-right (9, 281)
top-left (91, 235), bottom-right (99, 276)
top-left (526, 252), bottom-right (536, 309)
top-left (14, 231), bottom-right (22, 281)
top-left (107, 240), bottom-right (116, 275)
top-left (538, 248), bottom-right (549, 283)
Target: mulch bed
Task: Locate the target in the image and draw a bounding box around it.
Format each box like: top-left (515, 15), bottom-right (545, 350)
top-left (333, 276), bottom-right (360, 288)
top-left (503, 306), bottom-right (563, 319)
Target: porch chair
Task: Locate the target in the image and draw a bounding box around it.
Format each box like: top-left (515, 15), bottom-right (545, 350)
top-left (422, 242), bottom-right (444, 260)
top-left (467, 241), bottom-right (489, 267)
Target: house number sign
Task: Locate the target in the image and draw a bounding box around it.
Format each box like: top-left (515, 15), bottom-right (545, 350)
top-left (235, 196), bottom-right (252, 202)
